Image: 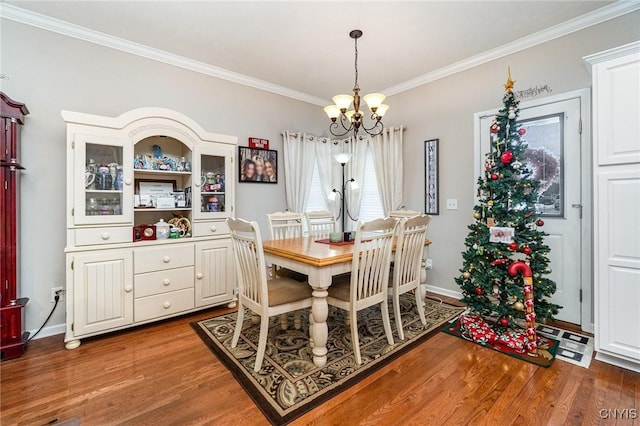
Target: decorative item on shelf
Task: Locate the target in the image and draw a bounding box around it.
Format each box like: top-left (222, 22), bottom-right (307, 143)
top-left (207, 196), bottom-right (219, 212)
top-left (133, 225), bottom-right (156, 242)
top-left (155, 219), bottom-right (170, 239)
top-left (168, 215), bottom-right (191, 238)
top-left (95, 165), bottom-right (113, 190)
top-left (323, 29), bottom-right (389, 138)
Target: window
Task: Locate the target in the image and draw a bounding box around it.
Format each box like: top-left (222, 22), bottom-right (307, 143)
top-left (356, 147), bottom-right (385, 223)
top-left (305, 145), bottom-right (384, 230)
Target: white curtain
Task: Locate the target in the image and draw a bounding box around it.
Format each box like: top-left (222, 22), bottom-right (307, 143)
top-left (371, 126), bottom-right (404, 215)
top-left (282, 131), bottom-right (316, 212)
top-left (314, 137), bottom-right (341, 217)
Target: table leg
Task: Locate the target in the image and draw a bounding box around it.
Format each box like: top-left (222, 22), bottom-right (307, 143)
top-left (310, 286), bottom-right (329, 368)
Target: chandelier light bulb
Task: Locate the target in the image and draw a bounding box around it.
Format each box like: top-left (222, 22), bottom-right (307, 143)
top-left (332, 94), bottom-right (354, 111)
top-left (345, 110), bottom-right (357, 121)
top-left (375, 104), bottom-right (390, 117)
top-left (324, 105), bottom-right (341, 120)
top-left (363, 93), bottom-right (386, 110)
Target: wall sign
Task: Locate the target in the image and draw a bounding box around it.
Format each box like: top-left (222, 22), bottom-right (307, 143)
top-left (248, 137), bottom-right (269, 149)
top-left (425, 139), bottom-right (439, 215)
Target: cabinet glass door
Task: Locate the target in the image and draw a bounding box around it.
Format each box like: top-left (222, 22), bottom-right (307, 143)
top-left (74, 134), bottom-right (133, 225)
top-left (193, 144), bottom-right (233, 220)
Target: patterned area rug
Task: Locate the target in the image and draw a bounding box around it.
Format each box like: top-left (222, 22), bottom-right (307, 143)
top-left (192, 295), bottom-right (464, 425)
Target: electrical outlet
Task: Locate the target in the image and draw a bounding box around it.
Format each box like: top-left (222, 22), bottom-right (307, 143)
top-left (51, 286), bottom-right (63, 303)
top-left (446, 199), bottom-right (458, 210)
top-left (425, 259), bottom-right (433, 269)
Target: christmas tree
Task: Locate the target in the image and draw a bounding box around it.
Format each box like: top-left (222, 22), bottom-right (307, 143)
top-left (455, 69), bottom-right (561, 327)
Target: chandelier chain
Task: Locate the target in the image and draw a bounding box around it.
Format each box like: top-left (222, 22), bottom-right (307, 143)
top-left (353, 36), bottom-right (359, 89)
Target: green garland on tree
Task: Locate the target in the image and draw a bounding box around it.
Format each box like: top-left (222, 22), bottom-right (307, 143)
top-left (455, 69), bottom-right (561, 327)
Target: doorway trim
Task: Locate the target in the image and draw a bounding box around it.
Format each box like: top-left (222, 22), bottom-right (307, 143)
top-left (473, 88), bottom-right (593, 332)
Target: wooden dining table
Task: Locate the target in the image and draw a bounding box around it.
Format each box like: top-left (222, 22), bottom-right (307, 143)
top-left (262, 236), bottom-right (431, 368)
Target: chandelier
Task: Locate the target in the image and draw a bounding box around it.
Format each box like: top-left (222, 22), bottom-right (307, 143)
top-left (324, 30), bottom-right (389, 138)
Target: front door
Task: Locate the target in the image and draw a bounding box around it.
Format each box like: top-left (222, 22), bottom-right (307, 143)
top-left (477, 90), bottom-right (587, 325)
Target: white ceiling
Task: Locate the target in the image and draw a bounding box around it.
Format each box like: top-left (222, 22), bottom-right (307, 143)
top-left (3, 1), bottom-right (634, 105)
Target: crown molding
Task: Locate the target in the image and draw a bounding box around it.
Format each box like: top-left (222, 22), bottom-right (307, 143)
top-left (0, 3), bottom-right (328, 106)
top-left (383, 1), bottom-right (640, 96)
top-left (2, 2), bottom-right (639, 104)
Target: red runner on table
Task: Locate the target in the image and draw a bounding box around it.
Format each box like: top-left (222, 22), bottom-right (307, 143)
top-left (315, 238), bottom-right (354, 246)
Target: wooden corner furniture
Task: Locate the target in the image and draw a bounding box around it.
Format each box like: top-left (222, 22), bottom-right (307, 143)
top-left (0, 92), bottom-right (29, 360)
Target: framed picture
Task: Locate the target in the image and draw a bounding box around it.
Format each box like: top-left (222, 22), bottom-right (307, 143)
top-left (425, 139), bottom-right (439, 215)
top-left (135, 179), bottom-right (177, 208)
top-left (238, 146), bottom-right (278, 183)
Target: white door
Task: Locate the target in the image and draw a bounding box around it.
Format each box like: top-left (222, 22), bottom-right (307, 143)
top-left (477, 91), bottom-right (587, 325)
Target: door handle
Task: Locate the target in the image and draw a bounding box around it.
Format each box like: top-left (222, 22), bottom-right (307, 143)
top-left (571, 203), bottom-right (583, 218)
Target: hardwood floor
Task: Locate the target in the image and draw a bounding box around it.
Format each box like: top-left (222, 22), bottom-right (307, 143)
top-left (2, 301), bottom-right (638, 426)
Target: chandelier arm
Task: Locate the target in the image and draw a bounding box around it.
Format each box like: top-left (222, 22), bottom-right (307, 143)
top-left (329, 119), bottom-right (354, 138)
top-left (361, 119), bottom-right (384, 137)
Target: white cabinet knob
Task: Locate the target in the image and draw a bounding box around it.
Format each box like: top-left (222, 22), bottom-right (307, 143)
top-left (163, 256), bottom-right (171, 263)
top-left (196, 273), bottom-right (203, 280)
top-left (194, 182), bottom-right (200, 187)
top-left (163, 301), bottom-right (171, 309)
top-left (124, 179), bottom-right (132, 185)
top-left (101, 232), bottom-right (110, 240)
top-left (163, 278), bottom-right (171, 286)
top-left (124, 285), bottom-right (133, 293)
top-left (210, 225), bottom-right (217, 232)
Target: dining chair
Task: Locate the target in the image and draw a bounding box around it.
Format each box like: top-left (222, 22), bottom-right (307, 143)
top-left (266, 211), bottom-right (307, 329)
top-left (304, 211), bottom-right (338, 237)
top-left (326, 217), bottom-right (398, 365)
top-left (389, 209), bottom-right (421, 219)
top-left (388, 214), bottom-right (432, 340)
top-left (227, 218), bottom-right (313, 372)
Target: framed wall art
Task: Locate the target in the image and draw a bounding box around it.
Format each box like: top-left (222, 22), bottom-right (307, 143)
top-left (425, 139), bottom-right (439, 215)
top-left (238, 146), bottom-right (278, 183)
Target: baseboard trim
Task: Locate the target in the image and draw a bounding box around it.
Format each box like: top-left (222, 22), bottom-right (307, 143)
top-left (28, 323), bottom-right (65, 340)
top-left (422, 284), bottom-right (463, 301)
top-left (595, 351), bottom-right (640, 373)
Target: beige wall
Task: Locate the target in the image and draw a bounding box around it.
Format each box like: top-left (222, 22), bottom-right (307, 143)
top-left (390, 11), bottom-right (640, 296)
top-left (1, 10), bottom-right (638, 335)
top-left (1, 19), bottom-right (323, 334)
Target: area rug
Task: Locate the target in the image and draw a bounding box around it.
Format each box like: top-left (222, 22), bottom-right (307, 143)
top-left (192, 295), bottom-right (464, 425)
top-left (536, 323), bottom-right (594, 368)
top-left (441, 313), bottom-right (560, 368)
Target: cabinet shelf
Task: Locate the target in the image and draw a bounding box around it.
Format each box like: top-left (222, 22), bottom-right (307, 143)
top-left (134, 207), bottom-right (191, 212)
top-left (201, 191), bottom-right (225, 196)
top-left (134, 170), bottom-right (191, 176)
top-left (86, 189), bottom-right (124, 194)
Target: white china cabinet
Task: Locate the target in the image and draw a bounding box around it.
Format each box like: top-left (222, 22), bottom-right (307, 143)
top-left (63, 108), bottom-right (237, 349)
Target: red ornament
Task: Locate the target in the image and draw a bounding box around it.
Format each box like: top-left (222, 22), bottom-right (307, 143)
top-left (508, 242), bottom-right (518, 251)
top-left (490, 123), bottom-right (500, 134)
top-left (490, 258), bottom-right (509, 266)
top-left (475, 287), bottom-right (484, 295)
top-left (490, 173), bottom-right (499, 180)
top-left (500, 151), bottom-right (514, 164)
top-left (522, 246), bottom-right (532, 255)
top-left (518, 128), bottom-right (527, 136)
top-left (536, 219), bottom-right (545, 226)
top-left (498, 317), bottom-right (509, 327)
top-left (524, 211), bottom-right (534, 218)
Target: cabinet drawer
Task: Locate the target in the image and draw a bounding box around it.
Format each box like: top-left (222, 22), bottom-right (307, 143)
top-left (74, 226), bottom-right (132, 246)
top-left (134, 244), bottom-right (194, 274)
top-left (134, 288), bottom-right (194, 322)
top-left (134, 266), bottom-right (194, 298)
top-left (192, 221), bottom-right (230, 237)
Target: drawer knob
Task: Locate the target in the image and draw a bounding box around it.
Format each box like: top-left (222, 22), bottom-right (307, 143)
top-left (101, 232), bottom-right (110, 240)
top-left (124, 179), bottom-right (132, 185)
top-left (210, 225), bottom-right (217, 232)
top-left (163, 256), bottom-right (171, 263)
top-left (124, 285), bottom-right (133, 293)
top-left (163, 301), bottom-right (171, 309)
top-left (163, 278), bottom-right (171, 286)
top-left (194, 182), bottom-right (200, 187)
top-left (196, 273), bottom-right (203, 279)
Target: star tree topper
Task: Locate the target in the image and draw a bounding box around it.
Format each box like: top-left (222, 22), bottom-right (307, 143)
top-left (503, 66), bottom-right (515, 93)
